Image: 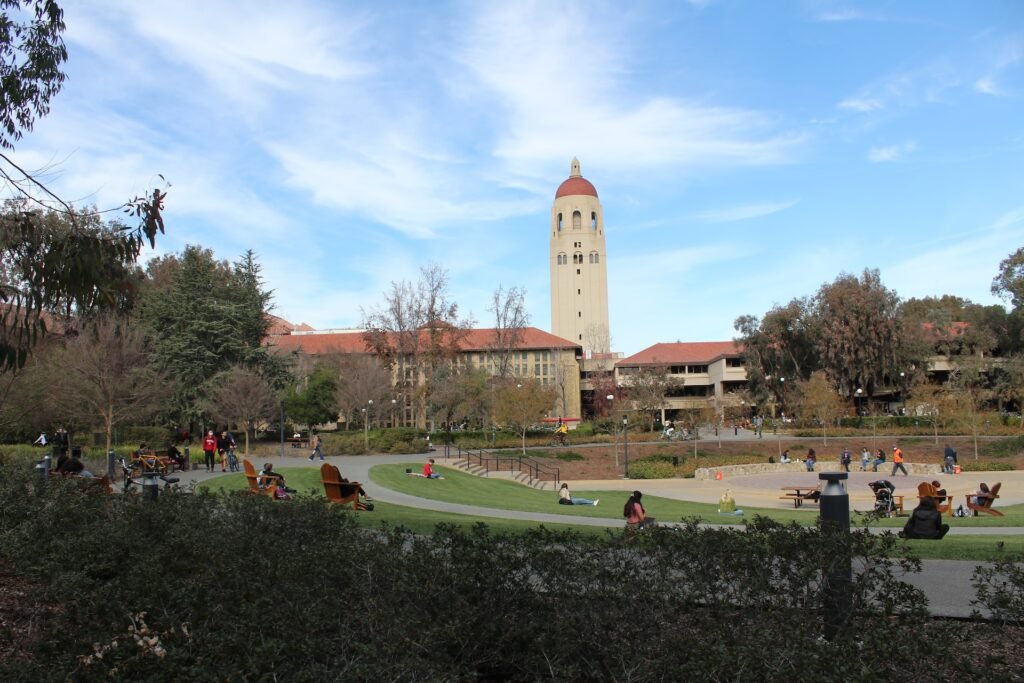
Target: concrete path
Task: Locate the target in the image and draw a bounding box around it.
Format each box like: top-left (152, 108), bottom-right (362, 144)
top-left (171, 450), bottom-right (1022, 619)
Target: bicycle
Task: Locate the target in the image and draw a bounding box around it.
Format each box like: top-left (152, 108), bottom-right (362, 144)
top-left (120, 457), bottom-right (195, 496)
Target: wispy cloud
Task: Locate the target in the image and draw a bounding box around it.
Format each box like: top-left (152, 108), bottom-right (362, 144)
top-left (837, 97), bottom-right (883, 112)
top-left (992, 205), bottom-right (1024, 231)
top-left (690, 200), bottom-right (800, 223)
top-left (453, 3), bottom-right (804, 185)
top-left (868, 141), bottom-right (917, 162)
top-left (816, 9), bottom-right (863, 23)
top-left (974, 77), bottom-right (1001, 95)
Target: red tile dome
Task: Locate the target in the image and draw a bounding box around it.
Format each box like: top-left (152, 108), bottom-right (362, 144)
top-left (555, 176), bottom-right (598, 199)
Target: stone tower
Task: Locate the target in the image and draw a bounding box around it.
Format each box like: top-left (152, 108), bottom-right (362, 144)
top-left (550, 157), bottom-right (610, 354)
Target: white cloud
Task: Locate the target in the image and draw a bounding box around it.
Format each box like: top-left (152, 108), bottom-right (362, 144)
top-left (867, 141), bottom-right (917, 162)
top-left (974, 77), bottom-right (1001, 95)
top-left (816, 9), bottom-right (863, 22)
top-left (837, 97), bottom-right (883, 112)
top-left (453, 3), bottom-right (803, 185)
top-left (690, 200), bottom-right (799, 223)
top-left (992, 205), bottom-right (1024, 231)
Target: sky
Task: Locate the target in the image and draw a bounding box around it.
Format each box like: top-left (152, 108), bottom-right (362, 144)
top-left (9, 0), bottom-right (1024, 356)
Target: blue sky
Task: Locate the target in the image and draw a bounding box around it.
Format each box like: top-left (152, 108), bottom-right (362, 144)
top-left (11, 0), bottom-right (1024, 355)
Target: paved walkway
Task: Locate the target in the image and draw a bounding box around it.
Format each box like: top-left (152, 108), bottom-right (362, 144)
top-left (171, 450), bottom-right (1023, 618)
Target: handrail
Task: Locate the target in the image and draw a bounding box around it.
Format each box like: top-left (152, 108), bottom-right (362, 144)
top-left (457, 447), bottom-right (560, 487)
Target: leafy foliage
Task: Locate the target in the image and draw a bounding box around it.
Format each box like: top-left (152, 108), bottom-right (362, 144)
top-left (3, 455), bottom-right (1007, 680)
top-left (283, 362), bottom-right (338, 428)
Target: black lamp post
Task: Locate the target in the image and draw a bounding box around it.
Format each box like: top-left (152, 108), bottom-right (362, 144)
top-left (622, 414), bottom-right (629, 478)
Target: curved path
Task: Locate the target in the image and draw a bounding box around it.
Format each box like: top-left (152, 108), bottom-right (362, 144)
top-left (172, 450), bottom-right (1024, 618)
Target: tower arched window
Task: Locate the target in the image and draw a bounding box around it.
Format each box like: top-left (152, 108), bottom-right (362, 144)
top-left (557, 213), bottom-right (563, 230)
top-left (557, 252), bottom-right (566, 265)
top-left (574, 252), bottom-right (582, 264)
top-left (591, 212), bottom-right (597, 229)
top-left (590, 251), bottom-right (599, 264)
top-left (572, 210), bottom-right (581, 230)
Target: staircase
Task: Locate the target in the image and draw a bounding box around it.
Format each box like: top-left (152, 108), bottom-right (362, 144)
top-left (443, 448), bottom-right (558, 491)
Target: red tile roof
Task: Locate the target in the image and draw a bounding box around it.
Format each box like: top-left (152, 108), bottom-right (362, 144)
top-left (268, 326), bottom-right (581, 356)
top-left (617, 341), bottom-right (742, 367)
top-left (555, 176), bottom-right (598, 199)
top-left (265, 313), bottom-right (315, 336)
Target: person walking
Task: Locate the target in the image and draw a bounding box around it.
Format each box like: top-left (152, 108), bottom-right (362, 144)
top-left (308, 432), bottom-right (324, 461)
top-left (891, 446), bottom-right (908, 476)
top-left (202, 430), bottom-right (217, 472)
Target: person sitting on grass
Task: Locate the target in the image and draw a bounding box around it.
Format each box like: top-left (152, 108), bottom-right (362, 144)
top-left (899, 496), bottom-right (949, 539)
top-left (623, 490), bottom-right (655, 529)
top-left (558, 482), bottom-right (598, 506)
top-left (423, 458), bottom-right (444, 479)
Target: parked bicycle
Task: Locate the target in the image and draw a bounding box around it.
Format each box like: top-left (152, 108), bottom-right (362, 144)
top-left (120, 457), bottom-right (195, 495)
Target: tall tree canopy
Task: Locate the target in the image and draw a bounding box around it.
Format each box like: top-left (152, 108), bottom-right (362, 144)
top-left (139, 246), bottom-right (281, 424)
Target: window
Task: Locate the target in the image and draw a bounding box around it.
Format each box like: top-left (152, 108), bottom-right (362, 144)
top-left (572, 210), bottom-right (581, 230)
top-left (577, 268), bottom-right (580, 275)
top-left (557, 252), bottom-right (567, 265)
top-left (578, 334), bottom-right (582, 340)
top-left (557, 213), bottom-right (563, 230)
top-left (591, 251), bottom-right (599, 264)
top-left (574, 252), bottom-right (582, 264)
top-left (578, 311), bottom-right (582, 318)
top-left (591, 211), bottom-right (597, 229)
top-left (577, 288), bottom-right (581, 295)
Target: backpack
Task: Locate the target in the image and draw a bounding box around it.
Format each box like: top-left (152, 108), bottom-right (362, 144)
top-left (954, 504), bottom-right (967, 518)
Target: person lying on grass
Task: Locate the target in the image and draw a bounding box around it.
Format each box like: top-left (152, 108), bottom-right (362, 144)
top-left (558, 482), bottom-right (598, 506)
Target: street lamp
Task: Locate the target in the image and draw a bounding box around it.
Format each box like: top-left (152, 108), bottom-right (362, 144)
top-left (363, 399), bottom-right (373, 450)
top-left (391, 398), bottom-right (398, 428)
top-left (899, 371), bottom-right (906, 415)
top-left (623, 414), bottom-right (629, 478)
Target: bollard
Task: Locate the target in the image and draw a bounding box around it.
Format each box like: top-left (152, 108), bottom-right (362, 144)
top-left (818, 472), bottom-right (851, 641)
top-left (107, 449), bottom-right (116, 478)
top-left (35, 453), bottom-right (52, 487)
top-left (141, 473), bottom-right (160, 502)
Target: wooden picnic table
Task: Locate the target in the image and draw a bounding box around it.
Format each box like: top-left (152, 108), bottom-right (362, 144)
top-left (779, 485), bottom-right (821, 508)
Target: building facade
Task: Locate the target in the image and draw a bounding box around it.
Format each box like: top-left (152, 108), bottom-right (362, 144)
top-left (550, 157), bottom-right (610, 355)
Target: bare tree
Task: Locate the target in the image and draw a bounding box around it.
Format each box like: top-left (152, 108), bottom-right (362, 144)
top-left (796, 371), bottom-right (845, 445)
top-left (53, 317), bottom-right (166, 453)
top-left (492, 378), bottom-right (557, 454)
top-left (624, 366), bottom-right (679, 431)
top-left (486, 285), bottom-right (530, 379)
top-left (206, 366), bottom-right (279, 455)
top-left (550, 356), bottom-right (577, 418)
top-left (362, 264), bottom-right (472, 426)
top-left (330, 354), bottom-right (393, 430)
top-left (582, 322), bottom-right (612, 355)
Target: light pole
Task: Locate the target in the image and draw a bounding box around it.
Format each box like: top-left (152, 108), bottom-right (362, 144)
top-left (899, 371), bottom-right (906, 414)
top-left (606, 394), bottom-right (618, 467)
top-left (363, 399), bottom-right (373, 450)
top-left (623, 413), bottom-right (629, 478)
top-left (391, 398), bottom-right (398, 428)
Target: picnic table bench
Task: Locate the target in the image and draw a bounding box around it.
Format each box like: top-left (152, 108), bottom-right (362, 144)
top-left (779, 485), bottom-right (821, 508)
top-left (285, 437), bottom-right (306, 448)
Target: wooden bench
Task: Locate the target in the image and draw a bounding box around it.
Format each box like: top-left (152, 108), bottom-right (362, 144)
top-left (285, 437), bottom-right (306, 448)
top-left (965, 482), bottom-right (1003, 517)
top-left (321, 463), bottom-right (366, 510)
top-left (243, 459), bottom-right (279, 497)
top-left (50, 471), bottom-right (113, 494)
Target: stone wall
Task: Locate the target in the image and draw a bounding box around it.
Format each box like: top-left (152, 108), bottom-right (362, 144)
top-left (694, 461), bottom-right (942, 480)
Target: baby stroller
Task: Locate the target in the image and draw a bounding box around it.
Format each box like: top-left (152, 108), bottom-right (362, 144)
top-left (869, 480), bottom-right (897, 517)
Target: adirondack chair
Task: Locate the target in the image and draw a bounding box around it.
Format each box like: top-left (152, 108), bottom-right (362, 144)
top-left (965, 482), bottom-right (1003, 517)
top-left (321, 463), bottom-right (365, 510)
top-left (243, 459), bottom-right (278, 497)
top-left (916, 481), bottom-right (950, 513)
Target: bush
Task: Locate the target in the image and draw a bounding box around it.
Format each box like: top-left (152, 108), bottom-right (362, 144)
top-left (1, 463), bottom-right (996, 681)
top-left (120, 426), bottom-right (175, 447)
top-left (627, 460), bottom-right (680, 479)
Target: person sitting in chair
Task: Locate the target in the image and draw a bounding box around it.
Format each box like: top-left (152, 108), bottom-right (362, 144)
top-left (166, 443), bottom-right (186, 472)
top-left (972, 483), bottom-right (992, 507)
top-left (899, 496), bottom-right (949, 539)
top-left (258, 463), bottom-right (294, 493)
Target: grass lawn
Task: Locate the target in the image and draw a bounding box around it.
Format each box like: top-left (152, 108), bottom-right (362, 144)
top-left (200, 466), bottom-right (1024, 560)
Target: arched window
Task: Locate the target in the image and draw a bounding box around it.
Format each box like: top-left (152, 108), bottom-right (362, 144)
top-left (572, 210), bottom-right (581, 230)
top-left (591, 211), bottom-right (597, 229)
top-left (591, 251), bottom-right (599, 264)
top-left (574, 252), bottom-right (582, 264)
top-left (588, 253), bottom-right (594, 264)
top-left (557, 252), bottom-right (566, 265)
top-left (557, 213), bottom-right (563, 230)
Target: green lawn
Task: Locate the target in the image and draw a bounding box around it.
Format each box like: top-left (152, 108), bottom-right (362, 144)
top-left (199, 466), bottom-right (1024, 560)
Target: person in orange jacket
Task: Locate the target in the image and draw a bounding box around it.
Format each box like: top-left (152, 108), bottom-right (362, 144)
top-left (891, 445), bottom-right (908, 476)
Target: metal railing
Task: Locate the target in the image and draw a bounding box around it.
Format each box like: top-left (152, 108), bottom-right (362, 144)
top-left (448, 444), bottom-right (560, 487)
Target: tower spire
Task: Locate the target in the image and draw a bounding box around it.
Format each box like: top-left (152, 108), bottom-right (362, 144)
top-left (570, 157), bottom-right (581, 178)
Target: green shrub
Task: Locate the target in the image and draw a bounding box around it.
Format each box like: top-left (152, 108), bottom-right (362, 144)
top-left (961, 461), bottom-right (1016, 472)
top-left (1, 463), bottom-right (991, 682)
top-left (120, 426), bottom-right (175, 447)
top-left (627, 460), bottom-right (680, 479)
top-left (553, 450), bottom-right (585, 462)
top-left (982, 435), bottom-right (1024, 458)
